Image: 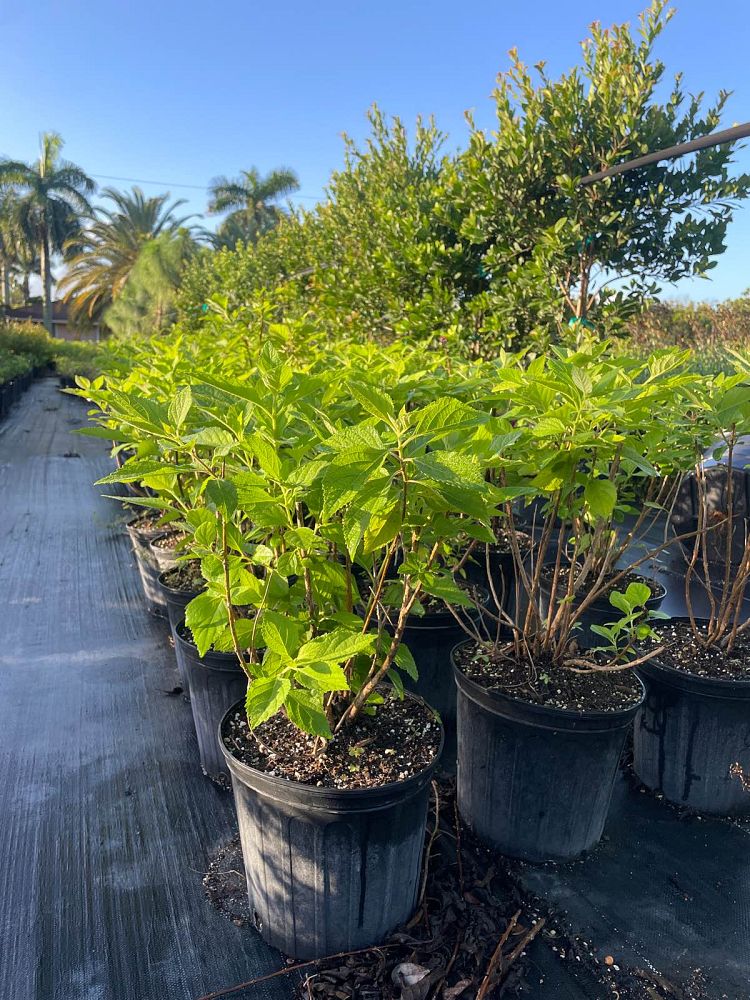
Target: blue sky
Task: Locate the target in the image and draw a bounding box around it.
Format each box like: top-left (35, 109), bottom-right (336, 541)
top-left (1, 0), bottom-right (748, 301)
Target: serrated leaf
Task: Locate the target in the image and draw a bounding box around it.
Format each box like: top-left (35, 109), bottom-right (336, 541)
top-left (204, 479), bottom-right (238, 518)
top-left (286, 689), bottom-right (332, 738)
top-left (296, 660), bottom-right (350, 692)
top-left (168, 386), bottom-right (192, 429)
top-left (297, 628), bottom-right (375, 664)
top-left (246, 677), bottom-right (290, 727)
top-left (260, 611), bottom-right (304, 659)
top-left (584, 479), bottom-right (617, 520)
top-left (531, 417), bottom-right (566, 438)
top-left (572, 369), bottom-right (593, 396)
top-left (349, 381), bottom-right (394, 422)
top-left (96, 458), bottom-right (189, 484)
top-left (185, 592), bottom-right (226, 630)
top-left (394, 642), bottom-right (418, 680)
top-left (248, 432), bottom-right (281, 480)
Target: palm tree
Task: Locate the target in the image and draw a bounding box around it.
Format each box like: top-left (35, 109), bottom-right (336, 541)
top-left (104, 230), bottom-right (197, 337)
top-left (207, 166), bottom-right (299, 247)
top-left (0, 190), bottom-right (20, 307)
top-left (59, 186), bottom-right (194, 324)
top-left (0, 132), bottom-right (94, 332)
top-left (0, 191), bottom-right (42, 308)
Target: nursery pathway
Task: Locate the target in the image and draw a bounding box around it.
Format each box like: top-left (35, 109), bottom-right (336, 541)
top-left (0, 379), bottom-right (289, 1000)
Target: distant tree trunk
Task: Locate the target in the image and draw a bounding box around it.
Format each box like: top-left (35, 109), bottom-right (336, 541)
top-left (0, 263), bottom-right (8, 308)
top-left (40, 231), bottom-right (53, 334)
top-left (22, 271), bottom-right (30, 303)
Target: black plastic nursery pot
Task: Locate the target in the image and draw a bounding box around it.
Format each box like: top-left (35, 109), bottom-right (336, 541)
top-left (538, 571), bottom-right (666, 650)
top-left (175, 625), bottom-right (247, 782)
top-left (453, 641), bottom-right (645, 862)
top-left (124, 517), bottom-right (170, 617)
top-left (148, 532), bottom-right (182, 578)
top-left (219, 698), bottom-right (443, 960)
top-left (401, 607), bottom-right (476, 730)
top-left (156, 571), bottom-right (204, 689)
top-left (463, 546), bottom-right (522, 614)
top-left (633, 617), bottom-right (750, 815)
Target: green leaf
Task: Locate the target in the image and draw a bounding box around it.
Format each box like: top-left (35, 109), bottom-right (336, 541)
top-left (297, 627), bottom-right (374, 664)
top-left (286, 526), bottom-right (318, 550)
top-left (531, 417), bottom-right (566, 438)
top-left (248, 432), bottom-right (282, 480)
top-left (349, 382), bottom-right (394, 422)
top-left (624, 581), bottom-right (652, 607)
top-left (204, 479), bottom-right (238, 518)
top-left (584, 479), bottom-right (617, 520)
top-left (246, 677), bottom-right (291, 728)
top-left (185, 592), bottom-right (226, 630)
top-left (589, 624), bottom-right (616, 640)
top-left (296, 660), bottom-right (350, 692)
top-left (96, 459), bottom-right (189, 485)
top-left (168, 386), bottom-right (192, 430)
top-left (286, 689), bottom-right (332, 738)
top-left (608, 591), bottom-right (631, 614)
top-left (572, 369), bottom-right (593, 396)
top-left (394, 642), bottom-right (418, 681)
top-left (420, 576), bottom-right (474, 608)
top-left (260, 612), bottom-right (304, 659)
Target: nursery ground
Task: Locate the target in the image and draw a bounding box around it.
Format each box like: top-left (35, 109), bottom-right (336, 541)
top-left (0, 378), bottom-right (748, 1000)
top-left (0, 378), bottom-right (289, 1000)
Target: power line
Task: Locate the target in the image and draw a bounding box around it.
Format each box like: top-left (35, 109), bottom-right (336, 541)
top-left (89, 172), bottom-right (323, 200)
top-left (580, 121), bottom-right (750, 186)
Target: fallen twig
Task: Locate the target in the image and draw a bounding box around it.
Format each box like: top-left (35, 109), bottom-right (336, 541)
top-left (476, 909), bottom-right (521, 1000)
top-left (501, 916), bottom-right (546, 975)
top-left (418, 780), bottom-right (441, 910)
top-left (194, 945), bottom-right (398, 1000)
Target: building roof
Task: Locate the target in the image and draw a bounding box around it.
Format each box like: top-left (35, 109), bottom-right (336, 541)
top-left (3, 301), bottom-right (72, 323)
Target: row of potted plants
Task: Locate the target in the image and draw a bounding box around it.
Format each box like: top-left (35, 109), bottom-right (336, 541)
top-left (0, 351), bottom-right (34, 419)
top-left (75, 326), bottom-right (750, 961)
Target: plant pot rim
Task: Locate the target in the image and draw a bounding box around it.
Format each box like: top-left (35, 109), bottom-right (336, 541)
top-left (125, 513), bottom-right (164, 536)
top-left (451, 638), bottom-right (645, 733)
top-left (219, 693), bottom-right (444, 811)
top-left (638, 616), bottom-right (750, 699)
top-left (395, 585), bottom-right (490, 633)
top-left (174, 620), bottom-right (241, 670)
top-left (539, 565), bottom-right (667, 606)
top-left (148, 529), bottom-right (185, 553)
top-left (156, 568), bottom-right (205, 600)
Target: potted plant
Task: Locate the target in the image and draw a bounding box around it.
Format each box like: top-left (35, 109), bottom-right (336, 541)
top-left (634, 365), bottom-right (750, 814)
top-left (156, 558), bottom-right (205, 689)
top-left (452, 347), bottom-right (707, 861)
top-left (184, 359), bottom-right (499, 959)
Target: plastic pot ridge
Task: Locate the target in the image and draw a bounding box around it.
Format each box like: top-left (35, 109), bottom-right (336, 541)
top-left (453, 641), bottom-right (644, 861)
top-left (220, 697), bottom-right (443, 960)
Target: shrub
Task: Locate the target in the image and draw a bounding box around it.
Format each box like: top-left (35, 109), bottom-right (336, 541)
top-left (176, 2), bottom-right (749, 358)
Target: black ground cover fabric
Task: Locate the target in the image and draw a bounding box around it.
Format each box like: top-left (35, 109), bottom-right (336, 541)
top-left (0, 380), bottom-right (289, 1000)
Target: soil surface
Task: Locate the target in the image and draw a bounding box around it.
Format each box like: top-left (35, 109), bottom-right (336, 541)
top-left (161, 559), bottom-right (203, 593)
top-left (541, 565), bottom-right (666, 604)
top-left (202, 836), bottom-right (251, 928)
top-left (221, 694), bottom-right (442, 789)
top-left (126, 507), bottom-right (163, 530)
top-left (381, 580), bottom-right (486, 618)
top-left (153, 530), bottom-right (187, 550)
top-left (648, 620), bottom-right (750, 680)
top-left (465, 526), bottom-right (532, 557)
top-left (454, 640), bottom-right (643, 712)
